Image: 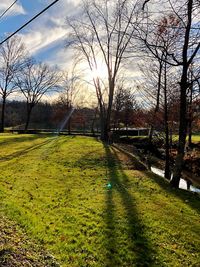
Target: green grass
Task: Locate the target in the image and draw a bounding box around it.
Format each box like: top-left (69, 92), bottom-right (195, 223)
top-left (191, 133), bottom-right (200, 143)
top-left (0, 134), bottom-right (200, 267)
top-left (0, 214), bottom-right (59, 266)
top-left (172, 134), bottom-right (200, 143)
top-left (126, 133), bottom-right (200, 144)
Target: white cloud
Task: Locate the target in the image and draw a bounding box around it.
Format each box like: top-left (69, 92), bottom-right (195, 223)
top-left (0, 1), bottom-right (26, 18)
top-left (18, 0), bottom-right (81, 58)
top-left (20, 26), bottom-right (68, 55)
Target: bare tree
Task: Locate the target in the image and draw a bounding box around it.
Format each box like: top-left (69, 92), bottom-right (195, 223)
top-left (0, 36), bottom-right (26, 132)
top-left (139, 0), bottom-right (200, 187)
top-left (15, 58), bottom-right (60, 131)
top-left (67, 0), bottom-right (142, 141)
top-left (138, 54), bottom-right (179, 179)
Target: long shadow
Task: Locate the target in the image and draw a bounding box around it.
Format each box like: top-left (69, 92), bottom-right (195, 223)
top-left (113, 145), bottom-right (200, 215)
top-left (39, 135), bottom-right (76, 160)
top-left (103, 144), bottom-right (157, 266)
top-left (147, 171), bottom-right (200, 214)
top-left (73, 150), bottom-right (106, 169)
top-left (0, 134), bottom-right (51, 147)
top-left (0, 135), bottom-right (76, 163)
top-left (51, 135), bottom-right (76, 149)
top-left (0, 138), bottom-right (54, 162)
top-left (104, 180), bottom-right (117, 267)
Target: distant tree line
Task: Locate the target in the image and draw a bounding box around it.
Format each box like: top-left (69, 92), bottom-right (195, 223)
top-left (2, 95), bottom-right (200, 133)
top-left (0, 92), bottom-right (148, 133)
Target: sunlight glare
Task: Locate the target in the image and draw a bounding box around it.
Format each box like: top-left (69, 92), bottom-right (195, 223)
top-left (91, 64), bottom-right (107, 80)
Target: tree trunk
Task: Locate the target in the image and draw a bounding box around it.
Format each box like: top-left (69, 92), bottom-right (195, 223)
top-left (105, 80), bottom-right (115, 141)
top-left (188, 82), bottom-right (193, 147)
top-left (99, 109), bottom-right (106, 141)
top-left (25, 104), bottom-right (33, 132)
top-left (163, 61), bottom-right (170, 180)
top-left (95, 81), bottom-right (108, 141)
top-left (170, 82), bottom-right (188, 187)
top-left (148, 125), bottom-right (154, 144)
top-left (170, 0), bottom-right (193, 188)
top-left (188, 118), bottom-right (192, 147)
top-left (0, 95), bottom-right (6, 133)
top-left (100, 117), bottom-right (108, 141)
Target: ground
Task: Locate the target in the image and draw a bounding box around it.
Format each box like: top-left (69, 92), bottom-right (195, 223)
top-left (0, 214), bottom-right (59, 267)
top-left (0, 134), bottom-right (200, 267)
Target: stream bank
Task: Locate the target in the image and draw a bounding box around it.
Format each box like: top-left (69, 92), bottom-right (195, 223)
top-left (113, 142), bottom-right (200, 195)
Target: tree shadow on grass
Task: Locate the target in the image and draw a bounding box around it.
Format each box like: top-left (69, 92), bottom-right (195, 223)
top-left (44, 134), bottom-right (75, 148)
top-left (112, 145), bottom-right (200, 215)
top-left (0, 135), bottom-right (76, 163)
top-left (103, 144), bottom-right (157, 267)
top-left (0, 134), bottom-right (47, 147)
top-left (147, 171), bottom-right (200, 215)
top-left (0, 138), bottom-right (54, 162)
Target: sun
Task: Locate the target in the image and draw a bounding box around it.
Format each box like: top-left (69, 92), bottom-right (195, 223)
top-left (77, 60), bottom-right (108, 84)
top-left (91, 64), bottom-right (108, 79)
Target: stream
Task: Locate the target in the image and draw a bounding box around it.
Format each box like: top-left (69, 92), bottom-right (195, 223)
top-left (151, 166), bottom-right (200, 194)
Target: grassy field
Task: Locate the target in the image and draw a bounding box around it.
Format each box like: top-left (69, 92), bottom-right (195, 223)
top-left (170, 134), bottom-right (200, 143)
top-left (191, 133), bottom-right (200, 143)
top-left (0, 134), bottom-right (200, 267)
top-left (125, 134), bottom-right (200, 143)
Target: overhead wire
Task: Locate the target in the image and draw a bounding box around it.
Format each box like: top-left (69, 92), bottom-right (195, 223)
top-left (0, 0), bottom-right (199, 47)
top-left (0, 0), bottom-right (60, 46)
top-left (0, 0), bottom-right (18, 21)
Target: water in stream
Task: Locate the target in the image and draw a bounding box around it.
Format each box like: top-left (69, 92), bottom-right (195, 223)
top-left (151, 166), bottom-right (200, 194)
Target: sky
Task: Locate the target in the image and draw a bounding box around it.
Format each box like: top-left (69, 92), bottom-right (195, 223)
top-left (0, 0), bottom-right (144, 76)
top-left (0, 0), bottom-right (81, 70)
top-left (0, 0), bottom-right (88, 103)
top-left (0, 0), bottom-right (199, 105)
top-left (0, 0), bottom-right (147, 106)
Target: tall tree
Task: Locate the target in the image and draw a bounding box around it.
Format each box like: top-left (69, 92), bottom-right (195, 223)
top-left (139, 0), bottom-right (200, 187)
top-left (0, 36), bottom-right (26, 132)
top-left (15, 58), bottom-right (60, 131)
top-left (169, 0), bottom-right (200, 187)
top-left (67, 0), bottom-right (142, 141)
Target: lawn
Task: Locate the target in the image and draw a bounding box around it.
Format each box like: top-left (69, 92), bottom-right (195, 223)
top-left (191, 133), bottom-right (200, 143)
top-left (0, 134), bottom-right (200, 267)
top-left (172, 134), bottom-right (200, 143)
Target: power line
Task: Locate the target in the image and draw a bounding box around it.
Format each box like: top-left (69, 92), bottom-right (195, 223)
top-left (0, 0), bottom-right (60, 46)
top-left (0, 0), bottom-right (18, 21)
